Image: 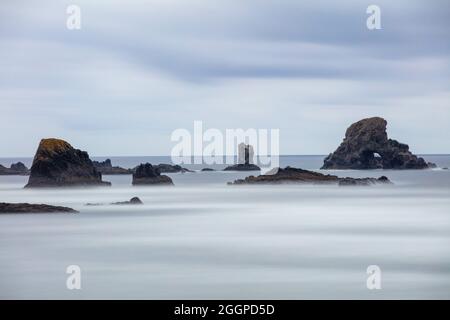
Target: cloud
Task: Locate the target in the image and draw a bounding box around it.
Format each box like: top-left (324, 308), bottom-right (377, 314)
top-left (0, 0), bottom-right (449, 156)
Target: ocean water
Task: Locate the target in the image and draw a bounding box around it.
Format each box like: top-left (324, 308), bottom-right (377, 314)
top-left (1, 155), bottom-right (450, 299)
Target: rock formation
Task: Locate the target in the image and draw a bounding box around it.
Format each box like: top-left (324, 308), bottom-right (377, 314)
top-left (154, 164), bottom-right (192, 173)
top-left (25, 138), bottom-right (111, 188)
top-left (111, 197), bottom-right (143, 205)
top-left (0, 162), bottom-right (30, 175)
top-left (201, 168), bottom-right (215, 171)
top-left (228, 166), bottom-right (391, 186)
top-left (132, 163), bottom-right (173, 186)
top-left (93, 159), bottom-right (132, 175)
top-left (0, 202), bottom-right (78, 214)
top-left (322, 117), bottom-right (434, 169)
top-left (224, 143), bottom-right (261, 171)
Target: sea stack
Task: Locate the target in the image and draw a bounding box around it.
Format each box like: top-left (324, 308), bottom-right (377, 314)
top-left (322, 117), bottom-right (434, 169)
top-left (224, 143), bottom-right (261, 171)
top-left (132, 163), bottom-right (174, 185)
top-left (25, 138), bottom-right (111, 188)
top-left (0, 162), bottom-right (29, 175)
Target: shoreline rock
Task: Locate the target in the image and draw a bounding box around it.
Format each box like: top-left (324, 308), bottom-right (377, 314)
top-left (93, 159), bottom-right (132, 175)
top-left (132, 163), bottom-right (174, 186)
top-left (0, 162), bottom-right (30, 175)
top-left (228, 166), bottom-right (392, 186)
top-left (25, 138), bottom-right (111, 188)
top-left (322, 117), bottom-right (435, 170)
top-left (0, 202), bottom-right (78, 214)
top-left (154, 164), bottom-right (192, 173)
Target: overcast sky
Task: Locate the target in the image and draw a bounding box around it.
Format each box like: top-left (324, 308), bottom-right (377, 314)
top-left (0, 0), bottom-right (449, 157)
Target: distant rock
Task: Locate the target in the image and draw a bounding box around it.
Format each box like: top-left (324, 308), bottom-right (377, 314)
top-left (132, 163), bottom-right (174, 186)
top-left (443, 167), bottom-right (449, 170)
top-left (25, 138), bottom-right (111, 188)
top-left (322, 117), bottom-right (435, 169)
top-left (224, 143), bottom-right (261, 171)
top-left (0, 162), bottom-right (29, 175)
top-left (93, 159), bottom-right (132, 175)
top-left (0, 202), bottom-right (78, 214)
top-left (111, 197), bottom-right (143, 205)
top-left (154, 163), bottom-right (192, 173)
top-left (201, 168), bottom-right (215, 171)
top-left (228, 166), bottom-right (392, 186)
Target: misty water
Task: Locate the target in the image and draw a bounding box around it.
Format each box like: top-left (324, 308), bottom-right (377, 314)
top-left (1, 155), bottom-right (450, 299)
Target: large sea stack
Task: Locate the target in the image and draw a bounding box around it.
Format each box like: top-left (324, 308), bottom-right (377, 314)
top-left (322, 117), bottom-right (434, 169)
top-left (132, 163), bottom-right (174, 186)
top-left (25, 138), bottom-right (111, 188)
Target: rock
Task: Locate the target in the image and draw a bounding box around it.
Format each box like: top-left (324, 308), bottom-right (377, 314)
top-left (0, 162), bottom-right (30, 175)
top-left (201, 168), bottom-right (215, 171)
top-left (228, 166), bottom-right (392, 186)
top-left (111, 197), bottom-right (143, 205)
top-left (132, 163), bottom-right (174, 186)
top-left (0, 202), bottom-right (78, 214)
top-left (25, 138), bottom-right (111, 188)
top-left (93, 159), bottom-right (132, 175)
top-left (154, 164), bottom-right (192, 173)
top-left (443, 167), bottom-right (449, 170)
top-left (322, 117), bottom-right (434, 170)
top-left (224, 143), bottom-right (261, 171)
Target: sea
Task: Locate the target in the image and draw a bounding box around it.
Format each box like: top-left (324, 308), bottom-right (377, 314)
top-left (1, 155), bottom-right (450, 299)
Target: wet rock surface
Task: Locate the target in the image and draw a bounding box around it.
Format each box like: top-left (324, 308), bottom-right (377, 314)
top-left (0, 202), bottom-right (78, 214)
top-left (229, 166), bottom-right (392, 186)
top-left (25, 138), bottom-right (111, 188)
top-left (132, 163), bottom-right (174, 186)
top-left (322, 117), bottom-right (434, 170)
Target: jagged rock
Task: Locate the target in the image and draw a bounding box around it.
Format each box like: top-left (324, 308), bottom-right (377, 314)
top-left (0, 162), bottom-right (30, 175)
top-left (93, 159), bottom-right (132, 175)
top-left (132, 163), bottom-right (173, 186)
top-left (111, 197), bottom-right (143, 205)
top-left (201, 168), bottom-right (215, 171)
top-left (322, 117), bottom-right (434, 169)
top-left (224, 143), bottom-right (261, 171)
top-left (228, 166), bottom-right (392, 186)
top-left (0, 202), bottom-right (78, 214)
top-left (25, 138), bottom-right (111, 188)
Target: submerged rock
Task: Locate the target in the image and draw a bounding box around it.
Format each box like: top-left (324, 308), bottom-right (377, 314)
top-left (0, 162), bottom-right (30, 175)
top-left (228, 166), bottom-right (392, 186)
top-left (224, 143), bottom-right (261, 171)
top-left (132, 163), bottom-right (173, 186)
top-left (322, 117), bottom-right (434, 170)
top-left (201, 168), bottom-right (215, 171)
top-left (0, 202), bottom-right (78, 214)
top-left (93, 159), bottom-right (132, 175)
top-left (111, 197), bottom-right (143, 205)
top-left (25, 138), bottom-right (111, 188)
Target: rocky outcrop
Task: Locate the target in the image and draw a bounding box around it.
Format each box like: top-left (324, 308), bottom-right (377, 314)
top-left (93, 159), bottom-right (132, 175)
top-left (112, 197), bottom-right (143, 205)
top-left (154, 164), bottom-right (192, 173)
top-left (0, 202), bottom-right (78, 214)
top-left (228, 166), bottom-right (391, 186)
top-left (322, 117), bottom-right (434, 170)
top-left (132, 163), bottom-right (173, 186)
top-left (0, 162), bottom-right (30, 175)
top-left (201, 168), bottom-right (215, 171)
top-left (25, 138), bottom-right (111, 188)
top-left (224, 143), bottom-right (261, 171)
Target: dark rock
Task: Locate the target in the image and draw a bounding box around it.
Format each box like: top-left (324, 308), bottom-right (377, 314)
top-left (111, 197), bottom-right (143, 205)
top-left (322, 117), bottom-right (435, 170)
top-left (132, 163), bottom-right (173, 186)
top-left (224, 143), bottom-right (261, 171)
top-left (228, 166), bottom-right (392, 186)
top-left (443, 167), bottom-right (449, 170)
top-left (201, 168), bottom-right (215, 171)
top-left (0, 202), bottom-right (78, 214)
top-left (0, 162), bottom-right (30, 175)
top-left (93, 159), bottom-right (132, 175)
top-left (25, 138), bottom-right (111, 188)
top-left (154, 163), bottom-right (192, 173)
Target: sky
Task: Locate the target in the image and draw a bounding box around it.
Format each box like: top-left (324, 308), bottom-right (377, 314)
top-left (0, 0), bottom-right (449, 157)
